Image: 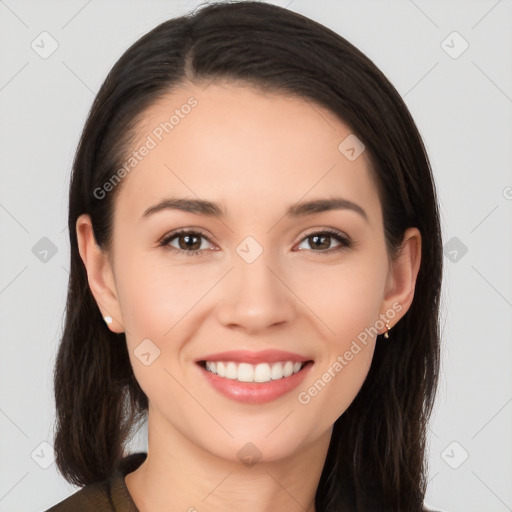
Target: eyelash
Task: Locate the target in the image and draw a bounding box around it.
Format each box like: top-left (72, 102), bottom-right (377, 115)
top-left (158, 228), bottom-right (352, 257)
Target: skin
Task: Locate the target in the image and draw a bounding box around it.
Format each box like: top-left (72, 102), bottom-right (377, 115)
top-left (76, 81), bottom-right (421, 512)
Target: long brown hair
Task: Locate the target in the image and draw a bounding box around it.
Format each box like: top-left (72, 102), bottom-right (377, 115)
top-left (53, 2), bottom-right (442, 510)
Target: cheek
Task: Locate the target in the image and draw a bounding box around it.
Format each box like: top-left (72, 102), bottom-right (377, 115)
top-left (297, 320), bottom-right (377, 429)
top-left (290, 254), bottom-right (387, 339)
top-left (115, 250), bottom-right (211, 339)
top-left (306, 348), bottom-right (375, 429)
top-left (291, 258), bottom-right (384, 422)
top-left (116, 261), bottom-right (197, 408)
top-left (114, 254), bottom-right (218, 398)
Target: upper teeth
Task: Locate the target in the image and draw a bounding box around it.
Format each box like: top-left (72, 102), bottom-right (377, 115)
top-left (205, 361), bottom-right (303, 383)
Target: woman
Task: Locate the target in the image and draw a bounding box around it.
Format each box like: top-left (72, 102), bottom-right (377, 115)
top-left (47, 1), bottom-right (443, 511)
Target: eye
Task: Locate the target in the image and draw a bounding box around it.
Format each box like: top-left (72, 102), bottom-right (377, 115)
top-left (159, 229), bottom-right (214, 257)
top-left (295, 229), bottom-right (352, 254)
top-left (159, 228), bottom-right (352, 257)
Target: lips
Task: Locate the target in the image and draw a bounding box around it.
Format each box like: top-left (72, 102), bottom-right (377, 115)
top-left (195, 349), bottom-right (314, 404)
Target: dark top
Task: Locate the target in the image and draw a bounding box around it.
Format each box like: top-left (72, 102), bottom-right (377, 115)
top-left (45, 451), bottom-right (441, 511)
top-left (45, 452), bottom-right (146, 512)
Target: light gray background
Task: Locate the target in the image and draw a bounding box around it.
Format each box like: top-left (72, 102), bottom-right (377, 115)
top-left (1, 1), bottom-right (511, 511)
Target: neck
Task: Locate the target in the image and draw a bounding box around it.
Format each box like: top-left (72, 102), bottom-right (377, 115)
top-left (125, 406), bottom-right (331, 512)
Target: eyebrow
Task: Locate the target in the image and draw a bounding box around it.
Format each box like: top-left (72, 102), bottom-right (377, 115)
top-left (142, 196), bottom-right (368, 222)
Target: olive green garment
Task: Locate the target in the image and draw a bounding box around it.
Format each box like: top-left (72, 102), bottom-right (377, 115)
top-left (45, 452), bottom-right (146, 512)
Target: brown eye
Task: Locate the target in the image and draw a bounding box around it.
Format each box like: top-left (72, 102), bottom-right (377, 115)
top-left (159, 228), bottom-right (352, 257)
top-left (159, 230), bottom-right (213, 256)
top-left (296, 230), bottom-right (351, 254)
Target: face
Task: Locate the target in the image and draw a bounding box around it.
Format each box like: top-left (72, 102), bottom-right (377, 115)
top-left (81, 81), bottom-right (417, 464)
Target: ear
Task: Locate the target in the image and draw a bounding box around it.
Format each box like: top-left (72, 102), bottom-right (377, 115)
top-left (76, 213), bottom-right (124, 333)
top-left (378, 227), bottom-right (422, 334)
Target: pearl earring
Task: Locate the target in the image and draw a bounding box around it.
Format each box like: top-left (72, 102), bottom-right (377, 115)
top-left (104, 316), bottom-right (113, 325)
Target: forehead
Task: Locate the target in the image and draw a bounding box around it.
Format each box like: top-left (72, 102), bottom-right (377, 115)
top-left (113, 81), bottom-right (381, 226)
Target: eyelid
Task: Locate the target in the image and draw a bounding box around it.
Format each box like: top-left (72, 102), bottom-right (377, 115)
top-left (299, 226), bottom-right (349, 241)
top-left (158, 226), bottom-right (213, 242)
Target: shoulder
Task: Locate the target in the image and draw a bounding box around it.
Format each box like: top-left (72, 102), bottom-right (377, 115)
top-left (44, 452), bottom-right (147, 512)
top-left (44, 480), bottom-right (112, 512)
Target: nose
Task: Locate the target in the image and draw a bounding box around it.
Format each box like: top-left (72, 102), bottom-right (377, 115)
top-left (215, 247), bottom-right (296, 334)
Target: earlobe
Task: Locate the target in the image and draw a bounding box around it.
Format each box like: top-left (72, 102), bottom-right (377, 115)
top-left (75, 214), bottom-right (124, 333)
top-left (380, 227), bottom-right (422, 334)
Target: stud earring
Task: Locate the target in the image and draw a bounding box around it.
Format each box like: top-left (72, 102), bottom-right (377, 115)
top-left (104, 316), bottom-right (113, 325)
top-left (383, 319), bottom-right (391, 339)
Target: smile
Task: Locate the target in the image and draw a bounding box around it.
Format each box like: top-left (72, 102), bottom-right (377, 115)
top-left (195, 350), bottom-right (314, 404)
top-left (203, 360), bottom-right (304, 383)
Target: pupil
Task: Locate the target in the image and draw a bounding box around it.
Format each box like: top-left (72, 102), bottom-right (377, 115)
top-left (311, 234), bottom-right (329, 250)
top-left (181, 234), bottom-right (200, 251)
